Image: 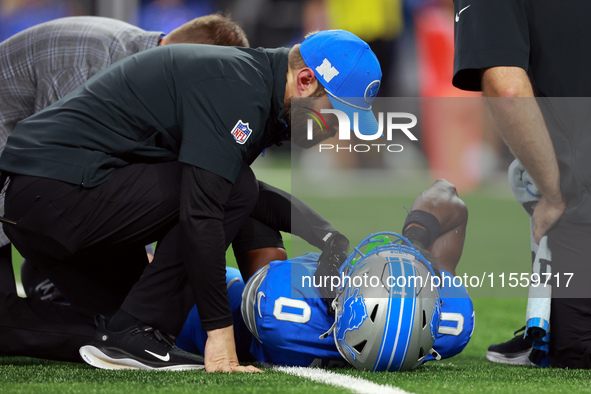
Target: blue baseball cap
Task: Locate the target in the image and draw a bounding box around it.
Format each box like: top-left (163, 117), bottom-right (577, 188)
top-left (300, 30), bottom-right (382, 136)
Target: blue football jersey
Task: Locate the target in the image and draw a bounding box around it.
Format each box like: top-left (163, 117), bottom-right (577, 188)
top-left (425, 270), bottom-right (475, 361)
top-left (241, 262), bottom-right (474, 365)
top-left (241, 253), bottom-right (345, 367)
top-left (177, 258), bottom-right (474, 366)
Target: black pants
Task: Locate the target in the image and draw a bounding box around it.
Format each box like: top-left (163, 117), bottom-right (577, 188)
top-left (0, 291), bottom-right (94, 362)
top-left (548, 223), bottom-right (591, 368)
top-left (4, 162), bottom-right (257, 336)
top-left (0, 244), bottom-right (15, 294)
top-left (0, 164), bottom-right (338, 362)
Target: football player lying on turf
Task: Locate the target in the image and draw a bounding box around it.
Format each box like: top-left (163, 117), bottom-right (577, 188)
top-left (175, 180), bottom-right (475, 371)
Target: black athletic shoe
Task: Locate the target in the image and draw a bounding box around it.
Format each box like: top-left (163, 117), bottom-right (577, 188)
top-left (79, 316), bottom-right (204, 371)
top-left (486, 326), bottom-right (533, 365)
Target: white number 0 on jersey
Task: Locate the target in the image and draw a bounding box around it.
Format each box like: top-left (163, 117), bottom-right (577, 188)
top-left (273, 297), bottom-right (312, 324)
top-left (438, 312), bottom-right (464, 336)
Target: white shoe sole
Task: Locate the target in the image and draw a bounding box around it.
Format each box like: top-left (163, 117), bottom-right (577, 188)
top-left (486, 349), bottom-right (533, 366)
top-left (79, 345), bottom-right (205, 371)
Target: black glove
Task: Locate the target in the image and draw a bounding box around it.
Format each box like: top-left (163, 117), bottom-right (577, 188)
top-left (314, 232), bottom-right (350, 313)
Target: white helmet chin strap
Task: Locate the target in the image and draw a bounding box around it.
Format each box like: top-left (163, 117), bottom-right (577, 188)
top-left (429, 348), bottom-right (442, 361)
top-left (319, 299), bottom-right (339, 339)
top-left (319, 320), bottom-right (336, 340)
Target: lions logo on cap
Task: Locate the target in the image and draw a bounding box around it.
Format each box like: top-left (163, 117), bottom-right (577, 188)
top-left (230, 120), bottom-right (252, 144)
top-left (364, 80), bottom-right (380, 104)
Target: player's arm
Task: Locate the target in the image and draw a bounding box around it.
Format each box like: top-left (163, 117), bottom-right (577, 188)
top-left (402, 180), bottom-right (467, 274)
top-left (236, 247), bottom-right (287, 280)
top-left (403, 181), bottom-right (475, 362)
top-left (179, 164), bottom-right (261, 373)
top-left (248, 181), bottom-right (349, 291)
top-left (233, 179), bottom-right (346, 280)
top-left (482, 67), bottom-right (565, 243)
top-left (250, 180), bottom-right (341, 250)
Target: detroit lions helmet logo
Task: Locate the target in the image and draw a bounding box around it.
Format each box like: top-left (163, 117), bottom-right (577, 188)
top-left (335, 287), bottom-right (368, 360)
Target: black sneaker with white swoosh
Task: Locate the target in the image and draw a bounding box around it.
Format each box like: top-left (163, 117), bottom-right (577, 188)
top-left (485, 326), bottom-right (533, 366)
top-left (79, 316), bottom-right (204, 371)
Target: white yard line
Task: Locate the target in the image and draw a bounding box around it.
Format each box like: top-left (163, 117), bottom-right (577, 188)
top-left (275, 366), bottom-right (413, 394)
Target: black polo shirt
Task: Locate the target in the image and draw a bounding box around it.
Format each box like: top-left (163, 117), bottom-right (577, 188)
top-left (0, 44), bottom-right (289, 185)
top-left (453, 0), bottom-right (591, 97)
top-left (453, 0), bottom-right (591, 225)
top-left (0, 44), bottom-right (290, 330)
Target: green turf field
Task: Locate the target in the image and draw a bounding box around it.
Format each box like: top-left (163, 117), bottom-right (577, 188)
top-left (3, 165), bottom-right (591, 393)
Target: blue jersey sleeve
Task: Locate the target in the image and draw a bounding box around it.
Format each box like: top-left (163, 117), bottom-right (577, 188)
top-left (242, 254), bottom-right (345, 367)
top-left (425, 270), bottom-right (475, 361)
top-left (176, 267), bottom-right (253, 360)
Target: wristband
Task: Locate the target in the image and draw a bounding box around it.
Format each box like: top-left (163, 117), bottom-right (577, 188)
top-left (402, 210), bottom-right (441, 248)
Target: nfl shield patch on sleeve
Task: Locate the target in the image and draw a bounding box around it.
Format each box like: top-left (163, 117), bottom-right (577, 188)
top-left (230, 120), bottom-right (253, 144)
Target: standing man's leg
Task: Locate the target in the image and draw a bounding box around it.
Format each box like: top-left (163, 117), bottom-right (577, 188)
top-left (548, 223), bottom-right (591, 369)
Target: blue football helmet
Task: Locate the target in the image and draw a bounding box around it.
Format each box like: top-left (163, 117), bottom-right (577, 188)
top-left (332, 232), bottom-right (441, 371)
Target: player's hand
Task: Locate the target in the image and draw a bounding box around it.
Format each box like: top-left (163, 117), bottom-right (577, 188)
top-left (532, 194), bottom-right (565, 244)
top-left (204, 326), bottom-right (262, 373)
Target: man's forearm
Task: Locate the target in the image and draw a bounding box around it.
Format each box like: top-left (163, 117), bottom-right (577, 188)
top-left (482, 67), bottom-right (562, 203)
top-left (180, 165), bottom-right (234, 330)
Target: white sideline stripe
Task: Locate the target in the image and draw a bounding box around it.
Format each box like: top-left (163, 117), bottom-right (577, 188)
top-left (275, 366), bottom-right (412, 394)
